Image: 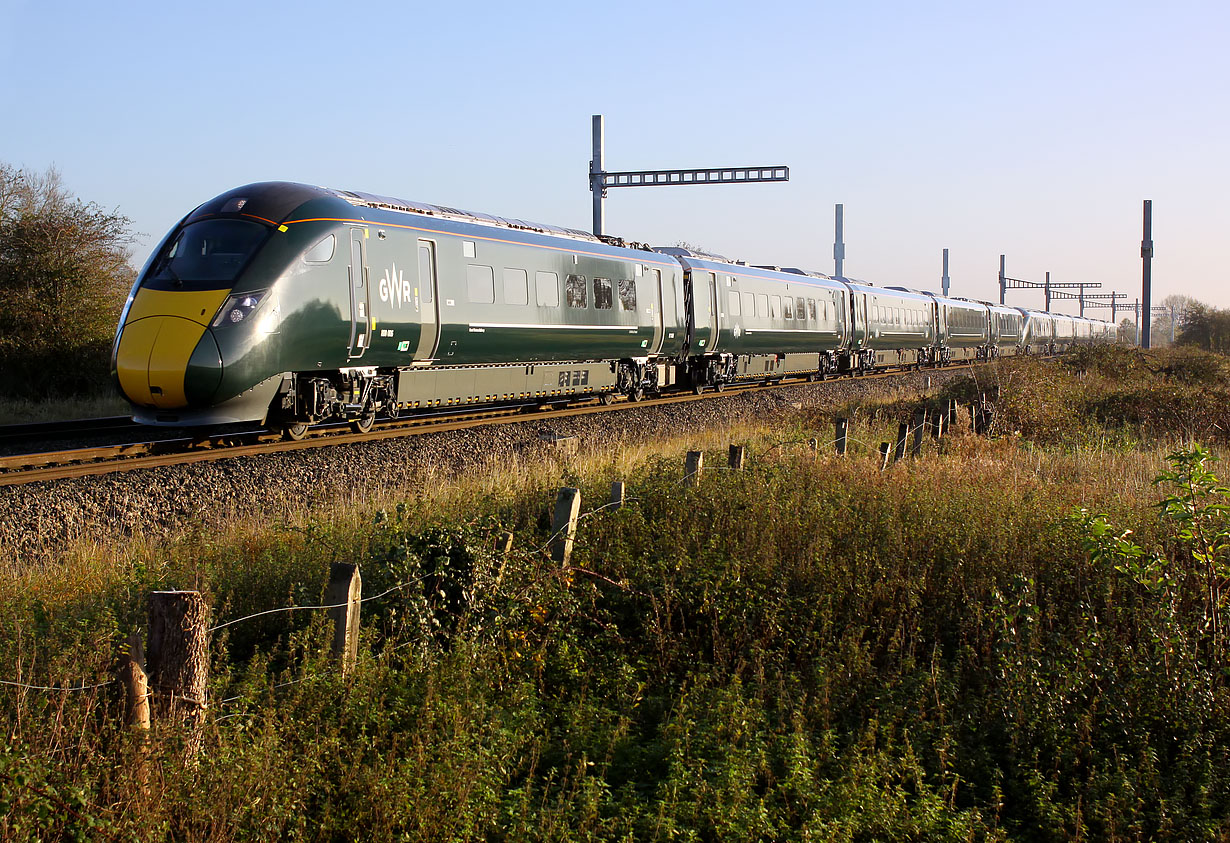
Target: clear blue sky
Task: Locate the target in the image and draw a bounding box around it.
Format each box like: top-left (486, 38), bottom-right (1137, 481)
top-left (2, 0), bottom-right (1226, 314)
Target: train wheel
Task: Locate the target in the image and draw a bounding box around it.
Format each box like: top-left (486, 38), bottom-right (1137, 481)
top-left (630, 388), bottom-right (645, 402)
top-left (283, 422), bottom-right (310, 442)
top-left (350, 410), bottom-right (375, 434)
top-left (599, 392), bottom-right (615, 405)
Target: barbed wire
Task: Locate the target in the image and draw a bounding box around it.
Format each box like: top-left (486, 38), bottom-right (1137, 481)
top-left (0, 678), bottom-right (112, 693)
top-left (208, 575), bottom-right (433, 632)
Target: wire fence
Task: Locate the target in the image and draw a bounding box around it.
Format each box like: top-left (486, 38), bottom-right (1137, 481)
top-left (2, 415), bottom-right (971, 702)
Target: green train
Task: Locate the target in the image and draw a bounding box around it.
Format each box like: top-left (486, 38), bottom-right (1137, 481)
top-left (112, 182), bottom-right (1116, 438)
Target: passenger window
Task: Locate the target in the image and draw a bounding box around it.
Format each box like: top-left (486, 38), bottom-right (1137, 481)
top-left (770, 296), bottom-right (781, 319)
top-left (742, 291), bottom-right (754, 317)
top-left (618, 278), bottom-right (637, 311)
top-left (796, 297), bottom-right (806, 320)
top-left (467, 265), bottom-right (495, 304)
top-left (566, 274), bottom-right (587, 308)
top-left (728, 290), bottom-right (741, 317)
top-left (593, 277), bottom-right (613, 310)
top-left (757, 294), bottom-right (768, 317)
top-left (503, 268), bottom-right (528, 305)
top-left (536, 271), bottom-right (559, 307)
top-left (808, 299), bottom-right (817, 321)
top-left (783, 298), bottom-right (792, 319)
top-left (304, 234), bottom-right (335, 263)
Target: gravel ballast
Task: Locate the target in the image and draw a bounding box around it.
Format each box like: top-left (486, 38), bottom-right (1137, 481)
top-left (4, 371), bottom-right (969, 568)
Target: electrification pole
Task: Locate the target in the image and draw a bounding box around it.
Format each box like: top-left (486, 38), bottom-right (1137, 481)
top-left (834, 204), bottom-right (845, 278)
top-left (1141, 199), bottom-right (1154, 349)
top-left (588, 114), bottom-right (789, 238)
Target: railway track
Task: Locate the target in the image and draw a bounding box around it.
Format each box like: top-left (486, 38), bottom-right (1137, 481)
top-left (0, 415), bottom-right (145, 446)
top-left (0, 365), bottom-right (973, 487)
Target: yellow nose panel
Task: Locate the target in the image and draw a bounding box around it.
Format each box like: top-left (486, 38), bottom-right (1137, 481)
top-left (116, 288), bottom-right (229, 408)
top-left (126, 288), bottom-right (230, 326)
top-left (115, 318), bottom-right (162, 406)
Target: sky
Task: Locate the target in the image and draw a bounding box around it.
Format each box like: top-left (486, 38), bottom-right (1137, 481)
top-left (2, 0), bottom-right (1226, 316)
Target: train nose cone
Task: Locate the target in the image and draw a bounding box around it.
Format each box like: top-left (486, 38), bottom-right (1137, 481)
top-left (115, 288), bottom-right (230, 408)
top-left (116, 317), bottom-right (223, 408)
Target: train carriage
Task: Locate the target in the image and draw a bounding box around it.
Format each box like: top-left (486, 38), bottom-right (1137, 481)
top-left (988, 303), bottom-right (1025, 356)
top-left (929, 294), bottom-right (989, 363)
top-left (850, 283), bottom-right (937, 368)
top-left (660, 249), bottom-right (852, 388)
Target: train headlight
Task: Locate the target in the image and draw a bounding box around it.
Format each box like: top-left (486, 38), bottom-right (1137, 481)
top-left (212, 291), bottom-right (267, 327)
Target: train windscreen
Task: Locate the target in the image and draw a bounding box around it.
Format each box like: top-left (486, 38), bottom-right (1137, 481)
top-left (143, 219), bottom-right (270, 290)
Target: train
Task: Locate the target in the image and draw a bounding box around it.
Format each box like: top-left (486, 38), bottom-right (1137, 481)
top-left (111, 181), bottom-right (1117, 439)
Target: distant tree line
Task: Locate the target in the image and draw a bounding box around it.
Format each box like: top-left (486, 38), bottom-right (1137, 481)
top-left (0, 163), bottom-right (134, 398)
top-left (1177, 302), bottom-right (1230, 354)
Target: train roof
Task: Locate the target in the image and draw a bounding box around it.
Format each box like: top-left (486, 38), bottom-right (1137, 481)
top-left (330, 187), bottom-right (605, 243)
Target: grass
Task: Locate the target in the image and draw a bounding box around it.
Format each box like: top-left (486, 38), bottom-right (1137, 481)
top-left (4, 345), bottom-right (1230, 841)
top-left (0, 391), bottom-right (129, 424)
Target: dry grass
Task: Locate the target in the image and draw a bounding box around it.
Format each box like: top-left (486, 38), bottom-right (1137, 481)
top-left (0, 392), bottom-right (130, 424)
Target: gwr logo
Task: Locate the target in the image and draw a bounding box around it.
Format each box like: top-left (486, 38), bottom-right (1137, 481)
top-left (378, 263), bottom-right (414, 309)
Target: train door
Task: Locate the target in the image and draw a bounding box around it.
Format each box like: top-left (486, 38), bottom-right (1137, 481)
top-left (692, 271), bottom-right (717, 351)
top-left (414, 239), bottom-right (440, 361)
top-left (650, 268), bottom-right (663, 353)
top-left (348, 229), bottom-right (370, 359)
top-left (707, 273), bottom-right (719, 350)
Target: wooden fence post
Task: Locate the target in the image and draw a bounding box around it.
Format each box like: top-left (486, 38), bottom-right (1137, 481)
top-left (893, 423), bottom-right (908, 462)
top-left (496, 531), bottom-right (514, 554)
top-left (685, 451), bottom-right (704, 487)
top-left (728, 444), bottom-right (746, 471)
top-left (911, 410), bottom-right (926, 458)
top-left (932, 409), bottom-right (945, 439)
top-left (148, 591), bottom-right (209, 748)
top-left (835, 417), bottom-right (848, 455)
top-left (551, 487), bottom-right (581, 565)
top-left (609, 480), bottom-right (625, 509)
top-left (118, 633), bottom-right (150, 731)
top-left (326, 563), bottom-right (362, 675)
top-left (879, 442), bottom-right (891, 469)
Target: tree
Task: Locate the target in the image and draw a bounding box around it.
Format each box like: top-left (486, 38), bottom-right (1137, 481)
top-left (0, 163), bottom-right (134, 397)
top-left (1148, 294), bottom-right (1198, 347)
top-left (1177, 303), bottom-right (1230, 354)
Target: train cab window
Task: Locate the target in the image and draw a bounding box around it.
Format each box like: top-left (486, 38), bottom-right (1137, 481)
top-left (467, 265), bottom-right (495, 303)
top-left (728, 290), bottom-right (741, 317)
top-left (618, 278), bottom-right (637, 311)
top-left (303, 234), bottom-right (335, 263)
top-left (535, 271), bottom-right (559, 307)
top-left (756, 294), bottom-right (768, 317)
top-left (146, 219), bottom-right (270, 290)
top-left (770, 296), bottom-right (781, 319)
top-left (503, 268), bottom-right (528, 305)
top-left (566, 274), bottom-right (587, 308)
top-left (593, 277), bottom-right (613, 310)
top-left (796, 297), bottom-right (806, 320)
top-left (742, 291), bottom-right (754, 317)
